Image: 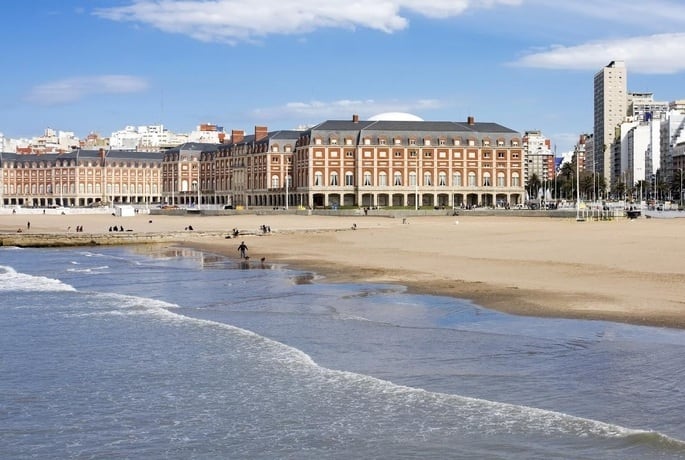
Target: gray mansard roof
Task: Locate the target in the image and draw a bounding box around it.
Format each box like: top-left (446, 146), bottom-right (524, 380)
top-left (306, 119), bottom-right (520, 143)
top-left (0, 149), bottom-right (165, 166)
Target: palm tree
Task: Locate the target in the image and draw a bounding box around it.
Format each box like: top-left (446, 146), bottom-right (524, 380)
top-left (527, 173), bottom-right (541, 201)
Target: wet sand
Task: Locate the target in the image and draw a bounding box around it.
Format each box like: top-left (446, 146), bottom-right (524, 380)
top-left (2, 211), bottom-right (684, 329)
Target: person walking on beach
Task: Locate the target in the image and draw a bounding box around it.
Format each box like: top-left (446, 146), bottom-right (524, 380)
top-left (238, 241), bottom-right (248, 259)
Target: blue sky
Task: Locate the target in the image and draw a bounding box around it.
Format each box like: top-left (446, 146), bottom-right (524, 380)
top-left (2, 0), bottom-right (685, 155)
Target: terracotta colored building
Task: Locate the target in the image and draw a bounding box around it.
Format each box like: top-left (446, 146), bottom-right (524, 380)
top-left (2, 115), bottom-right (525, 210)
top-left (0, 149), bottom-right (163, 207)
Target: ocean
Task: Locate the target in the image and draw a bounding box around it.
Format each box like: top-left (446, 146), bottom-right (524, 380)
top-left (1, 244), bottom-right (684, 459)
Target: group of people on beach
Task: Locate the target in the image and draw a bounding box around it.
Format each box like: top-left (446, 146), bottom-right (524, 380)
top-left (108, 225), bottom-right (125, 232)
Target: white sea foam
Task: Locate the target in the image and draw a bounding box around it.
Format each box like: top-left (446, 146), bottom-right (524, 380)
top-left (0, 265), bottom-right (76, 292)
top-left (67, 286), bottom-right (685, 448)
top-left (66, 265), bottom-right (109, 274)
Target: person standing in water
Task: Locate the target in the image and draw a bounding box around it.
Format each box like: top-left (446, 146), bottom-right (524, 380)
top-left (238, 241), bottom-right (248, 259)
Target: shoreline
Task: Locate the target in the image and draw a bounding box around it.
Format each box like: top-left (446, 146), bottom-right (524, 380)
top-left (2, 212), bottom-right (685, 330)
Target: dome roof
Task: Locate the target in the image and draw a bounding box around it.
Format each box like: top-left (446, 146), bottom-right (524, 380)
top-left (368, 112), bottom-right (424, 122)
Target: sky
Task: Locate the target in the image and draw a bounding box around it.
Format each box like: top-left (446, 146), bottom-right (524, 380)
top-left (2, 0), bottom-right (685, 155)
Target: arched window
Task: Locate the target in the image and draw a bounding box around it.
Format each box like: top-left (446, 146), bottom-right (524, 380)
top-left (512, 173), bottom-right (520, 187)
top-left (409, 172), bottom-right (417, 186)
top-left (314, 172), bottom-right (323, 186)
top-left (272, 175), bottom-right (280, 188)
top-left (497, 172), bottom-right (506, 187)
top-left (378, 172), bottom-right (387, 186)
top-left (330, 172), bottom-right (339, 186)
top-left (468, 172), bottom-right (477, 187)
top-left (453, 172), bottom-right (462, 186)
top-left (345, 172), bottom-right (354, 186)
top-left (483, 172), bottom-right (491, 187)
top-left (363, 171), bottom-right (372, 186)
top-left (438, 172), bottom-right (447, 186)
top-left (423, 172), bottom-right (432, 186)
top-left (393, 171), bottom-right (402, 186)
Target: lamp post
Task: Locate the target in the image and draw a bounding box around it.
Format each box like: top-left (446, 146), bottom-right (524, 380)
top-left (678, 168), bottom-right (683, 210)
top-left (575, 153), bottom-right (583, 221)
top-left (285, 162), bottom-right (289, 211)
top-left (414, 150), bottom-right (419, 211)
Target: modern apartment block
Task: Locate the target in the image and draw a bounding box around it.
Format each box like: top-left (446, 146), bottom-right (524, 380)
top-left (594, 60), bottom-right (627, 187)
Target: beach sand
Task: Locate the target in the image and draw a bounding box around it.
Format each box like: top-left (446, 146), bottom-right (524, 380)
top-left (3, 211), bottom-right (684, 329)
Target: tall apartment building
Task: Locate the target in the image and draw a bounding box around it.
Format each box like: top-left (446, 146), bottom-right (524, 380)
top-left (522, 130), bottom-right (554, 186)
top-left (594, 60), bottom-right (627, 187)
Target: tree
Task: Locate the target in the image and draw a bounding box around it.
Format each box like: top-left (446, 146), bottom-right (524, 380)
top-left (580, 173), bottom-right (594, 200)
top-left (527, 173), bottom-right (541, 200)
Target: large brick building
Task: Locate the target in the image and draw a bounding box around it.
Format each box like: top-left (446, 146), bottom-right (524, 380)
top-left (0, 149), bottom-right (163, 207)
top-left (2, 115), bottom-right (525, 210)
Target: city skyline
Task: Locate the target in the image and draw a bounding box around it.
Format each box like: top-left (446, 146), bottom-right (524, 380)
top-left (3, 0), bottom-right (685, 155)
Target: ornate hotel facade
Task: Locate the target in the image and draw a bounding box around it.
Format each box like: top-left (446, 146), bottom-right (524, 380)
top-left (2, 115), bottom-right (526, 209)
top-left (0, 148), bottom-right (163, 207)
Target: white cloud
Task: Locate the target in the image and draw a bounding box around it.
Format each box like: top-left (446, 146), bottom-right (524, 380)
top-left (26, 75), bottom-right (149, 106)
top-left (512, 33), bottom-right (685, 74)
top-left (93, 0), bottom-right (520, 43)
top-left (252, 98), bottom-right (442, 122)
top-left (528, 0), bottom-right (685, 27)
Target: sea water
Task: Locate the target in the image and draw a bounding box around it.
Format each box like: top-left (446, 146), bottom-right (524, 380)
top-left (1, 245), bottom-right (684, 459)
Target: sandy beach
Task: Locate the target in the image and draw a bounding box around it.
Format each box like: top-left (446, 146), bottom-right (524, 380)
top-left (2, 211), bottom-right (684, 329)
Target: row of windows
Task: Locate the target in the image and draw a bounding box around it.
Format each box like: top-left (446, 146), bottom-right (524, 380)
top-left (306, 171), bottom-right (520, 187)
top-left (315, 150), bottom-right (519, 160)
top-left (313, 138), bottom-right (520, 147)
top-left (3, 183), bottom-right (159, 195)
top-left (3, 161), bottom-right (157, 168)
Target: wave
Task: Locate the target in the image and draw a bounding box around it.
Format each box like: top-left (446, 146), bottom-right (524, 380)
top-left (80, 289), bottom-right (684, 452)
top-left (0, 265), bottom-right (76, 292)
top-left (66, 265), bottom-right (110, 274)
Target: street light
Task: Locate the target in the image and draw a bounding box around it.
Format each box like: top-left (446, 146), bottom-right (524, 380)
top-left (285, 161), bottom-right (289, 211)
top-left (678, 168), bottom-right (683, 210)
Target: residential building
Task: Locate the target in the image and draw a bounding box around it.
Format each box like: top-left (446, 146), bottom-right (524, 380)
top-left (522, 130), bottom-right (555, 186)
top-left (594, 60), bottom-right (627, 186)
